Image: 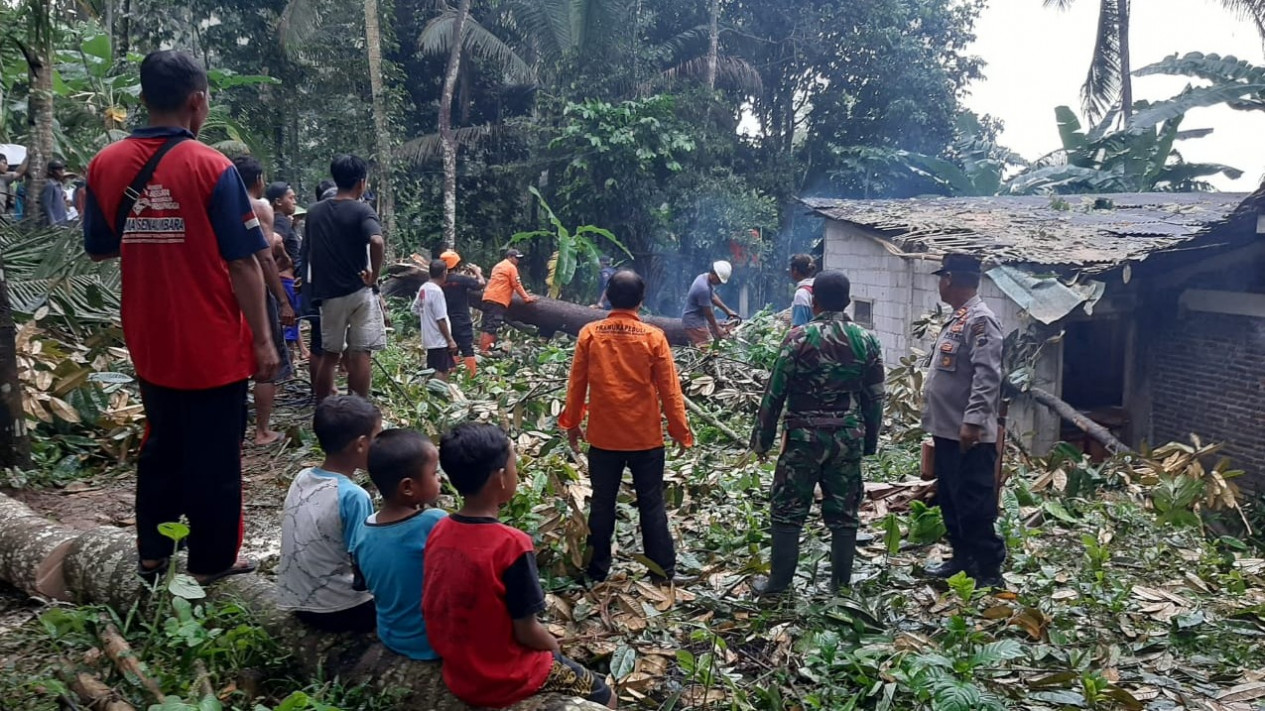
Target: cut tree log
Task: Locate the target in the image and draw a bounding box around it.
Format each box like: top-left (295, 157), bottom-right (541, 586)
top-left (382, 264), bottom-right (691, 346)
top-left (1025, 386), bottom-right (1130, 456)
top-left (0, 493), bottom-right (605, 711)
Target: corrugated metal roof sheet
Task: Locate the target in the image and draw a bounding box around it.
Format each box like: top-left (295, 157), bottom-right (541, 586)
top-left (802, 193), bottom-right (1255, 272)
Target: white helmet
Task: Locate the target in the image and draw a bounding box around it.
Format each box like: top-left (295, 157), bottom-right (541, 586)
top-left (712, 260), bottom-right (733, 284)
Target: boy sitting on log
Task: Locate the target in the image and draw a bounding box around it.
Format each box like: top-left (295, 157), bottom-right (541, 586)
top-left (351, 429), bottom-right (447, 660)
top-left (276, 395), bottom-right (381, 633)
top-left (423, 423), bottom-right (617, 709)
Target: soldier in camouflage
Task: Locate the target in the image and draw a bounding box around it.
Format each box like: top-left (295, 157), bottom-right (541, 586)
top-left (750, 271), bottom-right (885, 596)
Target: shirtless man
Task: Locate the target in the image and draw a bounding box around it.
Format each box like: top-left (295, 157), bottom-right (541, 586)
top-left (267, 181), bottom-right (308, 361)
top-left (232, 155), bottom-right (296, 445)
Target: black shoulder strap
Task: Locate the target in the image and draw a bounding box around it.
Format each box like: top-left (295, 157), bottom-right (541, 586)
top-left (113, 135), bottom-right (190, 238)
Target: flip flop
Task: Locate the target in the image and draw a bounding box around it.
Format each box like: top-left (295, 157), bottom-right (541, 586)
top-left (193, 558), bottom-right (257, 586)
top-left (137, 558), bottom-right (170, 585)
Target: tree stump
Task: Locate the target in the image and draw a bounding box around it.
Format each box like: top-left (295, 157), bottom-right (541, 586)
top-left (0, 492), bottom-right (606, 711)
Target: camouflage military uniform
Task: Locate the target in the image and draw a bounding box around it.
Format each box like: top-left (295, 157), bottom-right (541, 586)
top-left (751, 312), bottom-right (885, 531)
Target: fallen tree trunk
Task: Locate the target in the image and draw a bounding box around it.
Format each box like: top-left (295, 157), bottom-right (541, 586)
top-left (1025, 386), bottom-right (1130, 456)
top-left (0, 493), bottom-right (604, 711)
top-left (383, 264), bottom-right (691, 346)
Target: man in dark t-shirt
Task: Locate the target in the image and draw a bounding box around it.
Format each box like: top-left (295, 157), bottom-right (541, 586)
top-left (301, 154), bottom-right (385, 402)
top-left (439, 249), bottom-right (485, 376)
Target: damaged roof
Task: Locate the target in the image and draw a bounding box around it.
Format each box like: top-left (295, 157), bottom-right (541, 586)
top-left (802, 192), bottom-right (1257, 273)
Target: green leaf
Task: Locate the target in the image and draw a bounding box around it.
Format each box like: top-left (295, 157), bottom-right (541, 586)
top-left (157, 521), bottom-right (190, 543)
top-left (676, 649), bottom-right (696, 675)
top-left (1042, 500), bottom-right (1078, 525)
top-left (947, 571), bottom-right (975, 604)
top-left (610, 644), bottom-right (636, 679)
top-left (930, 679), bottom-right (983, 711)
top-left (168, 574), bottom-right (207, 600)
top-left (882, 513), bottom-right (901, 555)
top-left (80, 33), bottom-right (112, 62)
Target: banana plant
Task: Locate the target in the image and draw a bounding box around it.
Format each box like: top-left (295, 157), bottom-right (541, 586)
top-left (510, 186), bottom-right (631, 300)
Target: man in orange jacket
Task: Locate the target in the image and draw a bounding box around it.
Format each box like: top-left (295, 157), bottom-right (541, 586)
top-left (559, 270), bottom-right (694, 584)
top-left (479, 248), bottom-right (535, 353)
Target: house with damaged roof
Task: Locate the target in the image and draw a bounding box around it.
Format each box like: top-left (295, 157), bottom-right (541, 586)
top-left (803, 191), bottom-right (1265, 483)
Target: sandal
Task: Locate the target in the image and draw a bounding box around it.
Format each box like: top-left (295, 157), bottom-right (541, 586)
top-left (137, 558), bottom-right (170, 585)
top-left (192, 558), bottom-right (257, 586)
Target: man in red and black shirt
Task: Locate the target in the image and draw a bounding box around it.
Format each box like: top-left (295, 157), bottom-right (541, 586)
top-left (83, 50), bottom-right (279, 584)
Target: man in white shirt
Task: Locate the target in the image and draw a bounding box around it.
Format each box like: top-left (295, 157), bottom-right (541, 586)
top-left (413, 259), bottom-right (459, 379)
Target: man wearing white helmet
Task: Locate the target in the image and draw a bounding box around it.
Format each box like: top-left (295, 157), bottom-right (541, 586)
top-left (682, 260), bottom-right (738, 346)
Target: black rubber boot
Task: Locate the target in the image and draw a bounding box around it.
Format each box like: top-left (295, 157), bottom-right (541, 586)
top-left (830, 529), bottom-right (857, 592)
top-left (924, 556), bottom-right (971, 579)
top-left (971, 561), bottom-right (1005, 589)
top-left (753, 525), bottom-right (801, 597)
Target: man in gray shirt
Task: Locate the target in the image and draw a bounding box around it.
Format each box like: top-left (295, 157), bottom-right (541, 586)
top-left (681, 260), bottom-right (737, 346)
top-left (921, 253), bottom-right (1005, 588)
top-left (40, 160), bottom-right (70, 226)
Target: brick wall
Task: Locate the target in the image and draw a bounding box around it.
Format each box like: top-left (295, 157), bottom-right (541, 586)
top-left (1150, 311), bottom-right (1265, 481)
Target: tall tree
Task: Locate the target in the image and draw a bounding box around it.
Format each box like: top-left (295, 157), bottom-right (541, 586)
top-left (438, 0), bottom-right (472, 250)
top-left (364, 0), bottom-right (395, 236)
top-left (14, 0), bottom-right (55, 220)
top-left (705, 0), bottom-right (719, 90)
top-left (1046, 0), bottom-right (1265, 121)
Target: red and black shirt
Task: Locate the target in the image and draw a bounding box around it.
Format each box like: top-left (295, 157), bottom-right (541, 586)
top-left (83, 126), bottom-right (268, 390)
top-left (422, 514), bottom-right (552, 708)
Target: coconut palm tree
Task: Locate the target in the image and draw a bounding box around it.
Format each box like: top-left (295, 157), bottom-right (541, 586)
top-left (1046, 0), bottom-right (1265, 122)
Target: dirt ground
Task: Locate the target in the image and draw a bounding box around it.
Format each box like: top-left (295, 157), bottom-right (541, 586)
top-left (0, 378), bottom-right (319, 622)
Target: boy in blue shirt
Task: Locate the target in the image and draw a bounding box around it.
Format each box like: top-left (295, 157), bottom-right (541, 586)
top-left (352, 429), bottom-right (446, 660)
top-left (276, 395), bottom-right (381, 633)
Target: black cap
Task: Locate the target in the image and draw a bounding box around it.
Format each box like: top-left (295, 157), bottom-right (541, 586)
top-left (933, 253), bottom-right (982, 276)
top-left (506, 248), bottom-right (526, 259)
top-left (47, 159), bottom-right (66, 171)
top-left (265, 181), bottom-right (291, 202)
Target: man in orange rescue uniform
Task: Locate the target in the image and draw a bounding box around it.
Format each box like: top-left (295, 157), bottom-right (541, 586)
top-left (560, 270), bottom-right (694, 584)
top-left (479, 248), bottom-right (536, 354)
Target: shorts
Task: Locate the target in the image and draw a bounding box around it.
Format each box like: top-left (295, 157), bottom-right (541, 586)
top-left (481, 301), bottom-right (508, 335)
top-left (294, 599), bottom-right (376, 634)
top-left (262, 293), bottom-right (294, 384)
top-left (319, 287), bottom-right (387, 354)
top-left (308, 316), bottom-right (323, 356)
top-left (684, 326), bottom-right (712, 346)
top-left (426, 347), bottom-right (455, 373)
top-left (451, 322), bottom-right (475, 357)
top-left (538, 652), bottom-right (613, 706)
top-left (280, 277), bottom-right (300, 343)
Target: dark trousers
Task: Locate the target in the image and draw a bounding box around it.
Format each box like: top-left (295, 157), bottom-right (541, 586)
top-left (586, 447), bottom-right (675, 580)
top-left (137, 379), bottom-right (249, 575)
top-left (932, 437), bottom-right (1006, 569)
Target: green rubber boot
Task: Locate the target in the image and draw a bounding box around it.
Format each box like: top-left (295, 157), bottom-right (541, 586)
top-left (753, 525), bottom-right (801, 597)
top-left (831, 529), bottom-right (858, 592)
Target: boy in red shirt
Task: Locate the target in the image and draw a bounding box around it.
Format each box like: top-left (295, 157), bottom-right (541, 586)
top-left (423, 423), bottom-right (615, 709)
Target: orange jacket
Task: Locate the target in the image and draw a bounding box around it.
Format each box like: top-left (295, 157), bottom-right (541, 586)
top-left (483, 259), bottom-right (529, 307)
top-left (559, 311), bottom-right (694, 451)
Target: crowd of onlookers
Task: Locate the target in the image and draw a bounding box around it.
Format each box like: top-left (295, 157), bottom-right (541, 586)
top-left (0, 153), bottom-right (88, 227)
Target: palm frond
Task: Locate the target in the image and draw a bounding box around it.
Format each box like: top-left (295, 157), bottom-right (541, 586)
top-left (278, 0), bottom-right (323, 55)
top-left (1082, 0), bottom-right (1123, 122)
top-left (506, 0), bottom-right (575, 61)
top-left (399, 123), bottom-right (506, 164)
top-left (0, 223), bottom-right (120, 331)
top-left (419, 12), bottom-right (534, 83)
top-left (658, 56), bottom-right (763, 94)
top-left (1219, 0), bottom-right (1265, 37)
